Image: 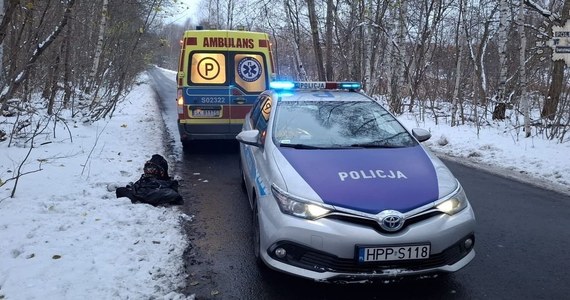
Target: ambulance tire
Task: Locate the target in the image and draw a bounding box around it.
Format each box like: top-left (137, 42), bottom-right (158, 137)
top-left (181, 140), bottom-right (194, 152)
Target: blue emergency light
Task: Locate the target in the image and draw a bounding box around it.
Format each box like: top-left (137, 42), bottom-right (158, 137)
top-left (339, 82), bottom-right (361, 89)
top-left (269, 81), bottom-right (295, 90)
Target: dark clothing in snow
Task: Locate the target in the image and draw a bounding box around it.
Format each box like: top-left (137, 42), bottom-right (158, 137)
top-left (115, 154), bottom-right (183, 206)
top-left (116, 175), bottom-right (183, 206)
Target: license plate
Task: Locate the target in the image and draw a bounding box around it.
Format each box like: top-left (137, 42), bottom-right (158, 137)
top-left (357, 244), bottom-right (430, 262)
top-left (191, 108), bottom-right (221, 118)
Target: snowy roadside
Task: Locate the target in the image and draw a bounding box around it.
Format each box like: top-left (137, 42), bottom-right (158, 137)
top-left (397, 114), bottom-right (570, 197)
top-left (0, 74), bottom-right (193, 299)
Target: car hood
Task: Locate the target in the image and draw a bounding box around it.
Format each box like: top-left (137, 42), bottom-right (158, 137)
top-left (277, 145), bottom-right (444, 214)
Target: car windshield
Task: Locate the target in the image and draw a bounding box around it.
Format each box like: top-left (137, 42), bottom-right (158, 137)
top-left (272, 100), bottom-right (417, 148)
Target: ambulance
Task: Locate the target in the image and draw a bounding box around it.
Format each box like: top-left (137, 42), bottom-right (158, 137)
top-left (176, 26), bottom-right (276, 147)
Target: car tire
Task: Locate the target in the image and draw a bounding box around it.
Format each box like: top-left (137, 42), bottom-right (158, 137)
top-left (239, 157), bottom-right (246, 192)
top-left (252, 198), bottom-right (263, 266)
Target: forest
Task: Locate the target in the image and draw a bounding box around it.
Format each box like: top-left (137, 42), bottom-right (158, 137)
top-left (0, 0), bottom-right (569, 143)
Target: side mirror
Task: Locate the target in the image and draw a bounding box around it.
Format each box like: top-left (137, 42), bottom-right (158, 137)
top-left (236, 130), bottom-right (262, 147)
top-left (412, 128), bottom-right (431, 142)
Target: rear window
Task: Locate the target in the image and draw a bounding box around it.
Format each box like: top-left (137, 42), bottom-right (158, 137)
top-left (234, 54), bottom-right (267, 93)
top-left (190, 52), bottom-right (227, 84)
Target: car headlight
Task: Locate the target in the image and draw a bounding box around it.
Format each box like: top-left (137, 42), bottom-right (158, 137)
top-left (436, 185), bottom-right (468, 215)
top-left (271, 185), bottom-right (331, 219)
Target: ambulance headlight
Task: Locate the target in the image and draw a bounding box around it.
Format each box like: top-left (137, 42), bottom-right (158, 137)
top-left (271, 185), bottom-right (330, 219)
top-left (436, 185), bottom-right (468, 215)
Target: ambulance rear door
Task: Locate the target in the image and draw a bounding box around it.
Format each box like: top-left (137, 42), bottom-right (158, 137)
top-left (185, 31), bottom-right (232, 137)
top-left (229, 50), bottom-right (270, 135)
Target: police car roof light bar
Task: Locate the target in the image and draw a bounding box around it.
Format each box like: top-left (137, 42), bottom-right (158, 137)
top-left (339, 82), bottom-right (361, 89)
top-left (270, 81), bottom-right (361, 91)
top-left (269, 81), bottom-right (296, 90)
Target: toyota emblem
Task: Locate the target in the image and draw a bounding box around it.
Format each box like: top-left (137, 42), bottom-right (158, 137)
top-left (378, 210), bottom-right (405, 232)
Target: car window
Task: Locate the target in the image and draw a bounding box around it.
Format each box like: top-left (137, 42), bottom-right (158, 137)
top-left (273, 99), bottom-right (417, 148)
top-left (250, 96), bottom-right (263, 127)
top-left (250, 94), bottom-right (272, 144)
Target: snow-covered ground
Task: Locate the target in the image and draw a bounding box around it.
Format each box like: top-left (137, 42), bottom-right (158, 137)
top-left (0, 69), bottom-right (568, 299)
top-left (0, 74), bottom-right (193, 300)
top-left (397, 109), bottom-right (570, 195)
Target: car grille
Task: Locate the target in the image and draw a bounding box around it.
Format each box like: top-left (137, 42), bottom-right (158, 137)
top-left (268, 234), bottom-right (474, 274)
top-left (325, 210), bottom-right (441, 234)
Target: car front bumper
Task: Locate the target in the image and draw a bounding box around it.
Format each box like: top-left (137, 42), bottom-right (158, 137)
top-left (257, 194), bottom-right (476, 282)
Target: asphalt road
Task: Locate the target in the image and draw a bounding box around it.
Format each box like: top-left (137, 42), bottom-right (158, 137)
top-left (148, 67), bottom-right (570, 300)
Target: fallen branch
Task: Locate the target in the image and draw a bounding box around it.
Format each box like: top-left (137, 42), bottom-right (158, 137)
top-left (81, 121), bottom-right (108, 177)
top-left (10, 121), bottom-right (42, 198)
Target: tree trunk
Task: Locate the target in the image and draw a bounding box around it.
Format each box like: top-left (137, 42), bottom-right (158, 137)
top-left (541, 0), bottom-right (569, 120)
top-left (389, 3), bottom-right (407, 115)
top-left (451, 0), bottom-right (465, 127)
top-left (518, 0), bottom-right (530, 137)
top-left (493, 0), bottom-right (509, 120)
top-left (324, 0), bottom-right (334, 80)
top-left (307, 0), bottom-right (325, 81)
top-left (63, 22), bottom-right (72, 109)
top-left (0, 0), bottom-right (19, 46)
top-left (47, 47), bottom-right (61, 116)
top-left (86, 0), bottom-right (108, 95)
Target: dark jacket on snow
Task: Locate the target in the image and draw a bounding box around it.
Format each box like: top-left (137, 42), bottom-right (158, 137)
top-left (116, 174), bottom-right (183, 206)
top-left (115, 154), bottom-right (183, 206)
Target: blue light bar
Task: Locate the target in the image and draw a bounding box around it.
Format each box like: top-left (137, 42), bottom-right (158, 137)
top-left (270, 81), bottom-right (295, 90)
top-left (339, 82), bottom-right (361, 89)
top-left (270, 81), bottom-right (361, 91)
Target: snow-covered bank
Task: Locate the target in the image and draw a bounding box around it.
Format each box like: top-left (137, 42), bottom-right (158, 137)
top-left (0, 74), bottom-right (192, 299)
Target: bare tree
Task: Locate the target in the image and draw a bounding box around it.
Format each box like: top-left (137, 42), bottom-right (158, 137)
top-left (451, 0), bottom-right (466, 127)
top-left (492, 0), bottom-right (510, 120)
top-left (0, 0), bottom-right (76, 113)
top-left (538, 0), bottom-right (569, 120)
top-left (284, 0), bottom-right (308, 80)
top-left (518, 0), bottom-right (530, 137)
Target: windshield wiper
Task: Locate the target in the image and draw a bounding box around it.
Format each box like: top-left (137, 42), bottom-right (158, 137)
top-left (350, 132), bottom-right (410, 148)
top-left (349, 142), bottom-right (404, 148)
top-left (279, 143), bottom-right (351, 149)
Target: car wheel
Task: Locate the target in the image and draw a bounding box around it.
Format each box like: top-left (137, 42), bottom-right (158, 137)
top-left (239, 157), bottom-right (246, 192)
top-left (252, 198), bottom-right (263, 265)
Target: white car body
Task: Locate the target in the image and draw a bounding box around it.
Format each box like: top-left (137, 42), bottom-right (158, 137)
top-left (237, 82), bottom-right (476, 282)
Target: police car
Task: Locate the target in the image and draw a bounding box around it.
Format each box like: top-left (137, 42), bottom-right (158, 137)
top-left (236, 81), bottom-right (476, 282)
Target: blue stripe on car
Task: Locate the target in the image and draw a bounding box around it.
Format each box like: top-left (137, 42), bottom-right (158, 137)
top-left (244, 145), bottom-right (267, 196)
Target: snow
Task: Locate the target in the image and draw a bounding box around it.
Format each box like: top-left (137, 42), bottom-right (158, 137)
top-left (0, 74), bottom-right (193, 300)
top-left (396, 112), bottom-right (570, 195)
top-left (0, 68), bottom-right (569, 299)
